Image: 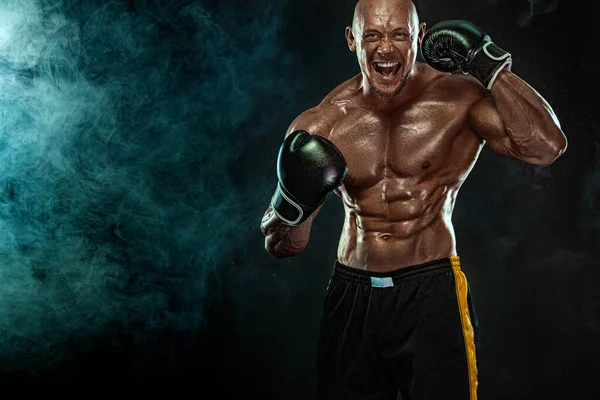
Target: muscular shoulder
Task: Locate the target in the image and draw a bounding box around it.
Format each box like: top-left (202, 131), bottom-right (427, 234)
top-left (286, 75), bottom-right (362, 140)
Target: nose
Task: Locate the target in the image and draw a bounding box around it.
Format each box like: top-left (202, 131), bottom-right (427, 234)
top-left (377, 39), bottom-right (394, 55)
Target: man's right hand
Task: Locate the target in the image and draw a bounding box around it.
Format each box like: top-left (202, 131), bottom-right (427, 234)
top-left (271, 130), bottom-right (348, 226)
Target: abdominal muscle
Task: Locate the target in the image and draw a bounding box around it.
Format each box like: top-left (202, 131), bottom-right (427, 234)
top-left (336, 181), bottom-right (458, 272)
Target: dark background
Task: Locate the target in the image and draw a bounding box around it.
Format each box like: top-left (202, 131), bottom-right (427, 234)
top-left (0, 0), bottom-right (597, 398)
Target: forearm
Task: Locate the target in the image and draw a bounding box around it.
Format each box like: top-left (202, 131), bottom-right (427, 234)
top-left (490, 69), bottom-right (567, 164)
top-left (261, 204), bottom-right (313, 259)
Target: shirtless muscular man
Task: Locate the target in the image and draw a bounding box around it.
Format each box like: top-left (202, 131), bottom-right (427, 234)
top-left (260, 0), bottom-right (567, 398)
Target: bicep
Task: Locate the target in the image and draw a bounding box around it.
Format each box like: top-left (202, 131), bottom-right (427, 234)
top-left (468, 95), bottom-right (518, 159)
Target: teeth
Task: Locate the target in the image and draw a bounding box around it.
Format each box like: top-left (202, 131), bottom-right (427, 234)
top-left (375, 62), bottom-right (398, 67)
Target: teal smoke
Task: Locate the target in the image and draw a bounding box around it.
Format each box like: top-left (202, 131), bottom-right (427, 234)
top-left (0, 0), bottom-right (297, 373)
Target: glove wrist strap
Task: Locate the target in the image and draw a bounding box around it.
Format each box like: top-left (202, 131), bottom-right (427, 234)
top-left (467, 40), bottom-right (512, 89)
top-left (271, 182), bottom-right (324, 226)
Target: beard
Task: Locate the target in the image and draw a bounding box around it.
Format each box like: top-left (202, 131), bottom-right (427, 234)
top-left (368, 75), bottom-right (408, 100)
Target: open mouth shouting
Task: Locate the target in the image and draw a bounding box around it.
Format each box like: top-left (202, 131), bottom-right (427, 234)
top-left (372, 60), bottom-right (401, 79)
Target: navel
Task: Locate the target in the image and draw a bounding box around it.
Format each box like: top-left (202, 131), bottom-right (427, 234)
top-left (422, 161), bottom-right (431, 169)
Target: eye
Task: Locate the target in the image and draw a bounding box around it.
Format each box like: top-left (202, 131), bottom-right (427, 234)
top-left (395, 32), bottom-right (408, 38)
top-left (365, 33), bottom-right (379, 40)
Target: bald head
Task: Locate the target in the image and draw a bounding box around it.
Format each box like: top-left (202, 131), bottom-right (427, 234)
top-left (352, 0), bottom-right (419, 33)
top-left (345, 0), bottom-right (425, 100)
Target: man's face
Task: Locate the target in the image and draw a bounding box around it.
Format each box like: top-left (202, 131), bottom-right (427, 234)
top-left (346, 0), bottom-right (424, 99)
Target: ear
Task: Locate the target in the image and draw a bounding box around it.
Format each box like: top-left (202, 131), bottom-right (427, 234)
top-left (417, 22), bottom-right (426, 47)
top-left (345, 26), bottom-right (356, 52)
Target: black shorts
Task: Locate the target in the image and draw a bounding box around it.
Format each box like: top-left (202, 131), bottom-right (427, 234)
top-left (317, 256), bottom-right (479, 400)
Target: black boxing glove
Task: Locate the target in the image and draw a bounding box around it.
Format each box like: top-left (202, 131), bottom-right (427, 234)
top-left (271, 130), bottom-right (348, 226)
top-left (421, 20), bottom-right (512, 89)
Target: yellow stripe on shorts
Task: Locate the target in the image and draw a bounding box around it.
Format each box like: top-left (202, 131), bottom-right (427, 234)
top-left (450, 255), bottom-right (478, 400)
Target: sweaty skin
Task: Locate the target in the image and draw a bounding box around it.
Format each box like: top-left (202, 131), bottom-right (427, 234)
top-left (261, 0), bottom-right (567, 272)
